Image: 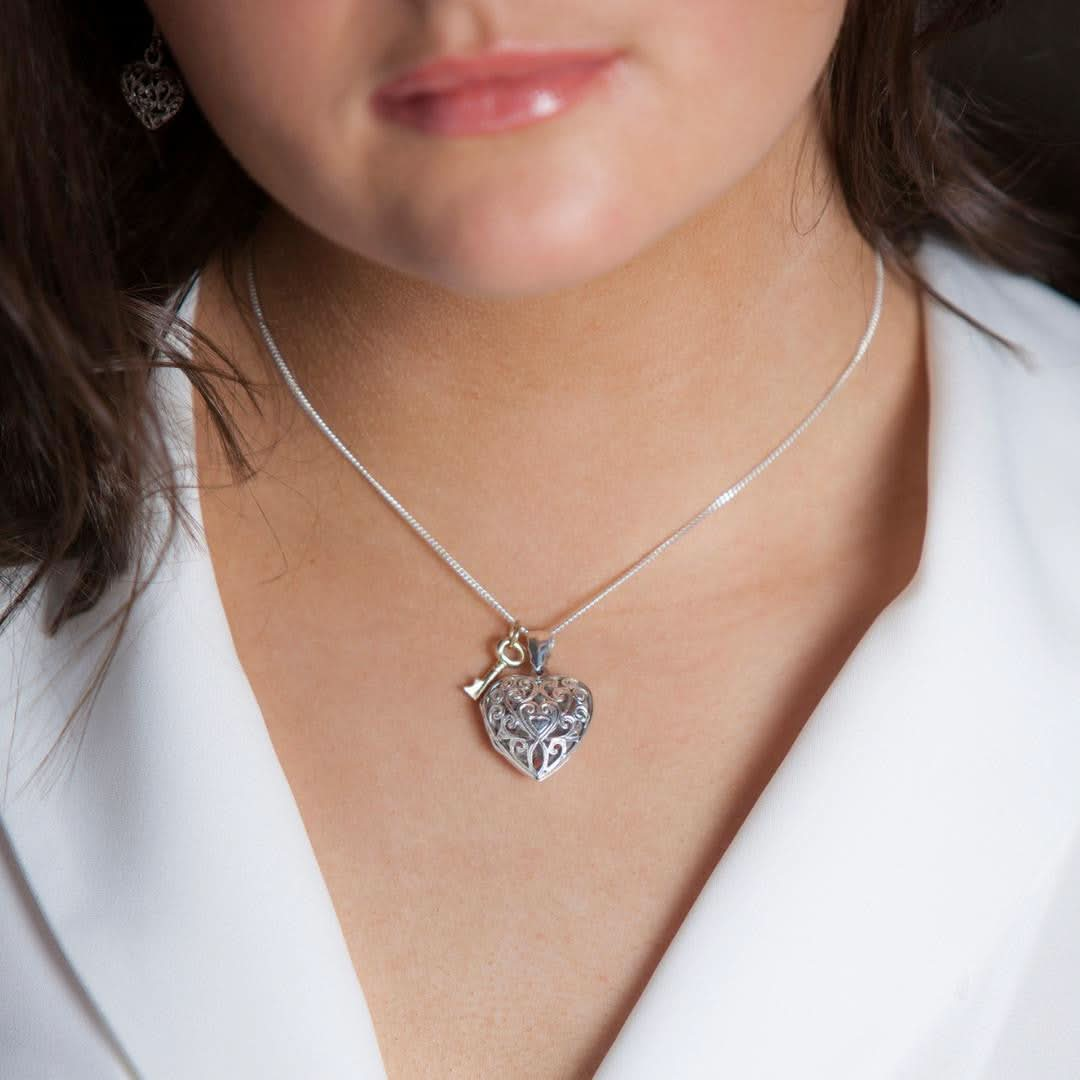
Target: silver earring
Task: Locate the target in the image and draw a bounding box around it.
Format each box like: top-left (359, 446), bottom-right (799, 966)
top-left (121, 23), bottom-right (185, 130)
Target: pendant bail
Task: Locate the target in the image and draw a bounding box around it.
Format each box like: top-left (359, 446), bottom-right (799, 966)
top-left (525, 629), bottom-right (556, 676)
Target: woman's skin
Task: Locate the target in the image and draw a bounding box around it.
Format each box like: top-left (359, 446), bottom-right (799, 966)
top-left (154, 2), bottom-right (929, 1076)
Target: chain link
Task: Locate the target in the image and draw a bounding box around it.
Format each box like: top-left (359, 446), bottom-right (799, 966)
top-left (246, 245), bottom-right (885, 641)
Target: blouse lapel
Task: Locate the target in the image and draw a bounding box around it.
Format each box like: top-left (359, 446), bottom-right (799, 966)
top-left (2, 234), bottom-right (1079, 1080)
top-left (595, 235), bottom-right (1080, 1076)
top-left (0, 280), bottom-right (389, 1077)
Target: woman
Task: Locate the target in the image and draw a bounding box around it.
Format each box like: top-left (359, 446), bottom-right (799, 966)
top-left (2, 1), bottom-right (1078, 1077)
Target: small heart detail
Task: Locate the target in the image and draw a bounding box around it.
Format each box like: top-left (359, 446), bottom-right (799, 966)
top-left (480, 673), bottom-right (592, 782)
top-left (121, 62), bottom-right (185, 130)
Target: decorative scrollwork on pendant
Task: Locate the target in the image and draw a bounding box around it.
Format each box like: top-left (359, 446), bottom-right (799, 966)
top-left (480, 673), bottom-right (592, 782)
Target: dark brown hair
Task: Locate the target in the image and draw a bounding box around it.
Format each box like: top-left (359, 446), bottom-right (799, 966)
top-left (2, 0), bottom-right (1077, 776)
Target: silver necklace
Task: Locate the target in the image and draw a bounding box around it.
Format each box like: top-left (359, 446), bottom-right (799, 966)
top-left (246, 246), bottom-right (886, 782)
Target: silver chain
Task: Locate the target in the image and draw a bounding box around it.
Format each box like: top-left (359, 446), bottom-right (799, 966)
top-left (246, 246), bottom-right (885, 641)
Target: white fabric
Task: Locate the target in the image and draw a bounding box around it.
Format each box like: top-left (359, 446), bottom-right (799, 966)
top-left (2, 232), bottom-right (1079, 1079)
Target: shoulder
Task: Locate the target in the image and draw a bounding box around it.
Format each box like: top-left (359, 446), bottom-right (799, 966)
top-left (915, 232), bottom-right (1080, 636)
top-left (917, 232), bottom-right (1080, 380)
top-left (917, 232), bottom-right (1080, 476)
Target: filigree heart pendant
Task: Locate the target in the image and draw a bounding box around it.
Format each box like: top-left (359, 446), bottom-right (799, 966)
top-left (463, 624), bottom-right (593, 782)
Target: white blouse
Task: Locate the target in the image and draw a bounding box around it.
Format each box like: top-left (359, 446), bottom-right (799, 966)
top-left (2, 232), bottom-right (1080, 1079)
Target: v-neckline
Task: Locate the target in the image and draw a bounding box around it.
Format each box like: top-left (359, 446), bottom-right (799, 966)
top-left (7, 230), bottom-right (1080, 1079)
top-left (171, 237), bottom-right (939, 1077)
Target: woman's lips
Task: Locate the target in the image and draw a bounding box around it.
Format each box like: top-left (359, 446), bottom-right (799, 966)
top-left (370, 49), bottom-right (624, 136)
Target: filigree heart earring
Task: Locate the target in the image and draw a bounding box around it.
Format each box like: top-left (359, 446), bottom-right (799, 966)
top-left (121, 22), bottom-right (186, 130)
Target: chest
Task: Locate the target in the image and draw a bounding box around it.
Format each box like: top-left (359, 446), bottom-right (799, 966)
top-left (256, 656), bottom-right (792, 1079)
top-left (198, 525), bottom-right (912, 1079)
top-left (191, 383), bottom-right (926, 1076)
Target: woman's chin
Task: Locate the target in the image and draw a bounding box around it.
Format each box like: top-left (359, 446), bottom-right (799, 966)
top-left (372, 183), bottom-right (651, 299)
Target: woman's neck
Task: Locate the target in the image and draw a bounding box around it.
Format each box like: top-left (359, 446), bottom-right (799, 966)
top-left (201, 112), bottom-right (928, 620)
top-left (247, 115), bottom-right (875, 430)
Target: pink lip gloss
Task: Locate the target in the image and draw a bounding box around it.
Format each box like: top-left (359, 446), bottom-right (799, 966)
top-left (370, 49), bottom-right (624, 136)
